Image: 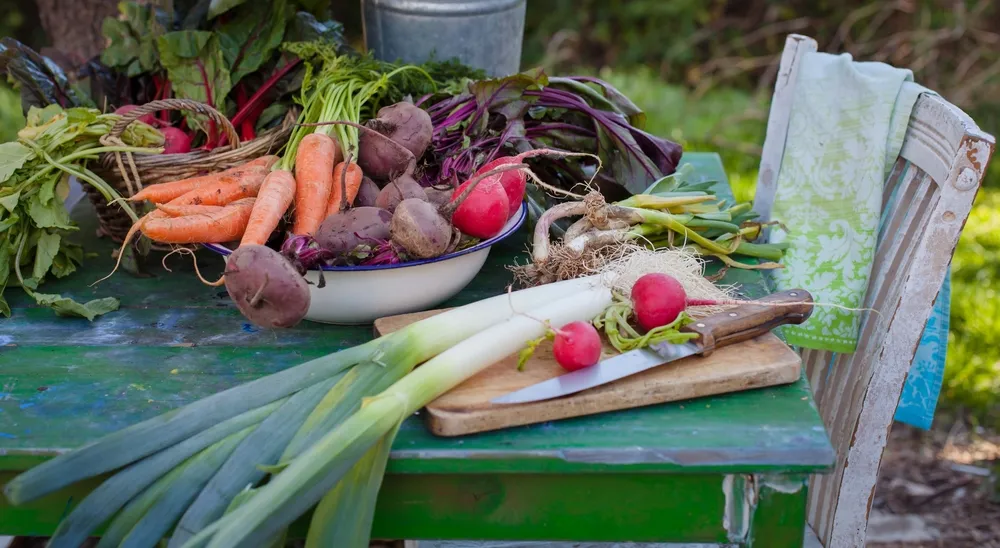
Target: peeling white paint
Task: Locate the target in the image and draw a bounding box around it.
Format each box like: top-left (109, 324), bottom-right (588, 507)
top-left (722, 474), bottom-right (754, 543)
top-left (759, 474), bottom-right (805, 494)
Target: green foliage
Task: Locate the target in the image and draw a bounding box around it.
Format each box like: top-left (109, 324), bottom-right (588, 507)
top-left (0, 83), bottom-right (25, 143)
top-left (946, 188), bottom-right (1000, 423)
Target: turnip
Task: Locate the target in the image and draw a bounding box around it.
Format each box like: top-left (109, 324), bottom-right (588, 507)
top-left (159, 127), bottom-right (193, 154)
top-left (224, 244), bottom-right (310, 329)
top-left (314, 206), bottom-right (393, 257)
top-left (365, 102), bottom-right (433, 159)
top-left (354, 176), bottom-right (380, 208)
top-left (375, 173), bottom-right (426, 213)
top-left (552, 321), bottom-right (602, 371)
top-left (114, 105), bottom-right (157, 127)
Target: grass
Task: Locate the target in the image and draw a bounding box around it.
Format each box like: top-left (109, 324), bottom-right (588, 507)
top-left (598, 67), bottom-right (1000, 425)
top-left (0, 82), bottom-right (25, 143)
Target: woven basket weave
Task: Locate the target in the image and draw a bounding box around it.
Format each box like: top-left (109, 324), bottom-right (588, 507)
top-left (89, 98), bottom-right (295, 243)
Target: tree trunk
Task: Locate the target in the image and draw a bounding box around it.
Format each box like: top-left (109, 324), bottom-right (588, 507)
top-left (34, 0), bottom-right (118, 69)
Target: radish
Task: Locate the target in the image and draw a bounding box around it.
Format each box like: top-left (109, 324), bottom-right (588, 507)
top-left (449, 173), bottom-right (509, 239)
top-left (114, 105), bottom-right (157, 127)
top-left (474, 156), bottom-right (525, 219)
top-left (159, 127), bottom-right (193, 154)
top-left (631, 273), bottom-right (728, 331)
top-left (552, 321), bottom-right (602, 371)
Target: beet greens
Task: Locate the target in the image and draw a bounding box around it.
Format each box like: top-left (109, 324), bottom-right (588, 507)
top-left (417, 69), bottom-right (683, 201)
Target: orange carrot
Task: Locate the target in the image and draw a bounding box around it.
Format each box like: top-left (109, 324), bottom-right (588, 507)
top-left (155, 203), bottom-right (226, 217)
top-left (129, 156), bottom-right (277, 203)
top-left (142, 198), bottom-right (257, 244)
top-left (167, 169), bottom-right (268, 206)
top-left (292, 133), bottom-right (337, 235)
top-left (240, 170), bottom-right (296, 247)
top-left (325, 161), bottom-right (364, 217)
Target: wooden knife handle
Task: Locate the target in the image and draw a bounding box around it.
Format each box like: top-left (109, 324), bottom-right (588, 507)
top-left (681, 289), bottom-right (814, 356)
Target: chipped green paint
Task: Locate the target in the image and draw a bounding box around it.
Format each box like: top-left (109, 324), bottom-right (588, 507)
top-left (0, 153), bottom-right (834, 543)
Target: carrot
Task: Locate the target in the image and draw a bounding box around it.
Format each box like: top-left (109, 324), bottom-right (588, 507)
top-left (168, 169), bottom-right (268, 206)
top-left (240, 170), bottom-right (296, 247)
top-left (292, 133), bottom-right (337, 235)
top-left (325, 161), bottom-right (363, 217)
top-left (155, 203), bottom-right (226, 217)
top-left (142, 197), bottom-right (257, 244)
top-left (129, 156), bottom-right (278, 203)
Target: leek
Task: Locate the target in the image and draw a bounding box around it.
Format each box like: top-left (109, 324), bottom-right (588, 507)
top-left (190, 281), bottom-right (614, 548)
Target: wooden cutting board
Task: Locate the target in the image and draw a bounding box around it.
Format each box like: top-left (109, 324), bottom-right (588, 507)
top-left (374, 309), bottom-right (802, 437)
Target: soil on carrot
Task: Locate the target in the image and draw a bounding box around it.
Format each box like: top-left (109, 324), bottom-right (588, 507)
top-left (868, 419), bottom-right (1000, 548)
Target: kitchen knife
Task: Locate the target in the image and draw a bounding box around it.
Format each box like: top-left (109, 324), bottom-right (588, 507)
top-left (489, 289), bottom-right (814, 405)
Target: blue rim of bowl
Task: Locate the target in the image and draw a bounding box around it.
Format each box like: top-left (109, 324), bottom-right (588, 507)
top-left (202, 201), bottom-right (528, 272)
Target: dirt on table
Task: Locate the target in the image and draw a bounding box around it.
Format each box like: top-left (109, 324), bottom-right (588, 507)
top-left (868, 419), bottom-right (1000, 548)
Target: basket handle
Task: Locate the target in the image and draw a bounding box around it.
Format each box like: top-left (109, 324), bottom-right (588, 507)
top-left (108, 98), bottom-right (241, 148)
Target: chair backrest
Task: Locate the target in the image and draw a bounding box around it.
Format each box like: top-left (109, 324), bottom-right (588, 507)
top-left (752, 34), bottom-right (995, 548)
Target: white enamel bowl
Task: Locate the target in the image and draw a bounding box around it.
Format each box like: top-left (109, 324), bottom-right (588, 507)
top-left (204, 203), bottom-right (527, 325)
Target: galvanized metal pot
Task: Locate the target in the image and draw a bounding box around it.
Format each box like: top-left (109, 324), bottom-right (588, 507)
top-left (361, 0), bottom-right (526, 77)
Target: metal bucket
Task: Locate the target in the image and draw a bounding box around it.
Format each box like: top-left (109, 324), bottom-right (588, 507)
top-left (361, 0), bottom-right (526, 77)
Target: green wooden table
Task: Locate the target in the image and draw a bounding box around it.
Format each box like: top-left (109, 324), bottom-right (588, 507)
top-left (0, 153), bottom-right (834, 547)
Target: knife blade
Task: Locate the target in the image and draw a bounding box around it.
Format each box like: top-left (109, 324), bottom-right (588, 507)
top-left (489, 288), bottom-right (814, 405)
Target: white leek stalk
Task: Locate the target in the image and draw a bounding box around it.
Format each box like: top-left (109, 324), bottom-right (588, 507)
top-left (188, 279), bottom-right (614, 548)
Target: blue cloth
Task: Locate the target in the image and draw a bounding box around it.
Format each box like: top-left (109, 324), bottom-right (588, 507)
top-left (894, 269), bottom-right (951, 429)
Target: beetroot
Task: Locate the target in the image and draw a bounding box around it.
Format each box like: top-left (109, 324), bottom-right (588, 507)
top-left (357, 126), bottom-right (416, 182)
top-left (224, 244), bottom-right (310, 328)
top-left (160, 127), bottom-right (193, 154)
top-left (115, 105), bottom-right (157, 127)
top-left (389, 198), bottom-right (454, 259)
top-left (375, 173), bottom-right (426, 213)
top-left (448, 174), bottom-right (509, 239)
top-left (474, 156), bottom-right (526, 218)
top-left (366, 102), bottom-right (433, 159)
top-left (552, 321), bottom-right (602, 371)
top-left (314, 206), bottom-right (392, 256)
top-left (424, 183), bottom-right (455, 209)
top-left (354, 176), bottom-right (380, 208)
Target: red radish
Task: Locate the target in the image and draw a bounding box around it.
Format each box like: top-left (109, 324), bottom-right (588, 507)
top-left (631, 273), bottom-right (688, 331)
top-left (552, 321), bottom-right (602, 371)
top-left (114, 105), bottom-right (157, 127)
top-left (630, 273), bottom-right (727, 331)
top-left (159, 127), bottom-right (193, 154)
top-left (474, 156), bottom-right (525, 218)
top-left (449, 175), bottom-right (509, 239)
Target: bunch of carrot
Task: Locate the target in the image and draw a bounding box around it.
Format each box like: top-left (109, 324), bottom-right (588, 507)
top-left (124, 132), bottom-right (364, 249)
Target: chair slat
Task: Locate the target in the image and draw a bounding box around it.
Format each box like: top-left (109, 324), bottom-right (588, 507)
top-left (753, 35), bottom-right (995, 547)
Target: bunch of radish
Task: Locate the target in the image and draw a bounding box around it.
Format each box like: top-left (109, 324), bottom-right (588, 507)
top-left (114, 105), bottom-right (192, 155)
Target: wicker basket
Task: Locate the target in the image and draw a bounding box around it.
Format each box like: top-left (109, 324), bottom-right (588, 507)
top-left (89, 98), bottom-right (296, 243)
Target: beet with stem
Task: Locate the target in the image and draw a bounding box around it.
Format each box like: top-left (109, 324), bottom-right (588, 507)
top-left (224, 245), bottom-right (310, 328)
top-left (375, 173), bottom-right (426, 213)
top-left (354, 176), bottom-right (380, 207)
top-left (365, 102), bottom-right (433, 159)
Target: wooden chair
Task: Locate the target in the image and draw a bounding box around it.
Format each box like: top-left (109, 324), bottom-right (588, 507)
top-left (753, 34), bottom-right (996, 547)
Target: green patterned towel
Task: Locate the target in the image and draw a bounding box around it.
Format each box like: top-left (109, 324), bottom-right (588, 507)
top-left (768, 52), bottom-right (932, 353)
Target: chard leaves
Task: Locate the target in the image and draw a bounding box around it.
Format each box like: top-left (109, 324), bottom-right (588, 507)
top-left (157, 31), bottom-right (233, 134)
top-left (101, 2), bottom-right (170, 77)
top-left (217, 0), bottom-right (291, 84)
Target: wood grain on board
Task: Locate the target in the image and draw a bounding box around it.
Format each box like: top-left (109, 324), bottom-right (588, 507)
top-left (375, 308), bottom-right (802, 437)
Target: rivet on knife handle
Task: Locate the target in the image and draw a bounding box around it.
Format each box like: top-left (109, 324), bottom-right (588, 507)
top-left (680, 289), bottom-right (814, 356)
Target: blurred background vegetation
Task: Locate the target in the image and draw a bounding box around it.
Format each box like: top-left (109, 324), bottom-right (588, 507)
top-left (1, 0), bottom-right (997, 426)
